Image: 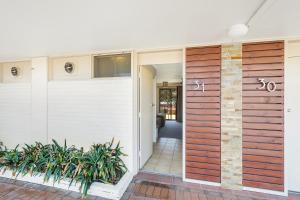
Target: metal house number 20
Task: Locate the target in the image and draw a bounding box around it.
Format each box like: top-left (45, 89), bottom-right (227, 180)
top-left (194, 80), bottom-right (205, 92)
top-left (257, 78), bottom-right (277, 92)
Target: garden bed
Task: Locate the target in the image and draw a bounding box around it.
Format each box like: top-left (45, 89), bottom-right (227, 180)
top-left (0, 169), bottom-right (133, 200)
top-left (0, 139), bottom-right (131, 200)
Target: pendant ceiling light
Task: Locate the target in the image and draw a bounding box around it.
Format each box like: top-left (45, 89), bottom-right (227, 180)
top-left (228, 0), bottom-right (273, 38)
top-left (228, 24), bottom-right (249, 37)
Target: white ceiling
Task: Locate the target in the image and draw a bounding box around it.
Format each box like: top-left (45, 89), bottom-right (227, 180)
top-left (0, 0), bottom-right (300, 61)
top-left (153, 63), bottom-right (182, 83)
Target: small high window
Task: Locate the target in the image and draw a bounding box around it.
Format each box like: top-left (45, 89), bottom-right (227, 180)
top-left (93, 53), bottom-right (131, 78)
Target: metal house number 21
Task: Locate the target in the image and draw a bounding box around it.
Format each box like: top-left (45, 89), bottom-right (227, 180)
top-left (194, 80), bottom-right (205, 92)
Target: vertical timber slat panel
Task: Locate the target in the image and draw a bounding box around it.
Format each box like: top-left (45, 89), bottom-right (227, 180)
top-left (186, 46), bottom-right (221, 183)
top-left (242, 41), bottom-right (284, 191)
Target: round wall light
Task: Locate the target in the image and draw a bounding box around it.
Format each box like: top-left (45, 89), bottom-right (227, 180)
top-left (228, 24), bottom-right (249, 38)
top-left (11, 67), bottom-right (19, 77)
top-left (64, 62), bottom-right (74, 74)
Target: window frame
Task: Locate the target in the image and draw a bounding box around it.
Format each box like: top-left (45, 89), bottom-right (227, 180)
top-left (92, 52), bottom-right (132, 79)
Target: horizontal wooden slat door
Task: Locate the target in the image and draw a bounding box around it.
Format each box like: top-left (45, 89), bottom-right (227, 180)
top-left (185, 46), bottom-right (221, 183)
top-left (242, 41), bottom-right (284, 191)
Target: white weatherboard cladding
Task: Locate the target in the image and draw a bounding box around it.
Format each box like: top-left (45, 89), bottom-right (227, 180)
top-left (47, 78), bottom-right (133, 170)
top-left (0, 83), bottom-right (32, 148)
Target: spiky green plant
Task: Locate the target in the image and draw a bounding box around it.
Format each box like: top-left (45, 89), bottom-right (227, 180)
top-left (0, 139), bottom-right (127, 198)
top-left (71, 139), bottom-right (127, 196)
top-left (0, 145), bottom-right (22, 175)
top-left (44, 140), bottom-right (80, 183)
top-left (17, 142), bottom-right (51, 177)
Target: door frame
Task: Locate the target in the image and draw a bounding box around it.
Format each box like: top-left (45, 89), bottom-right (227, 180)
top-left (134, 48), bottom-right (185, 173)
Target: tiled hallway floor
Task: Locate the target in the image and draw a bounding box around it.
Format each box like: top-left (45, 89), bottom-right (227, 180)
top-left (142, 138), bottom-right (182, 177)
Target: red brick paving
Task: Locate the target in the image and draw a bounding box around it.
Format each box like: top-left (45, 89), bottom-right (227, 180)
top-left (123, 172), bottom-right (300, 200)
top-left (0, 177), bottom-right (106, 200)
top-left (0, 173), bottom-right (300, 200)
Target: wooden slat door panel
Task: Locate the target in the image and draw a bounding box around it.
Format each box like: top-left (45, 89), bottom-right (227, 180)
top-left (185, 46), bottom-right (221, 183)
top-left (242, 41), bottom-right (284, 191)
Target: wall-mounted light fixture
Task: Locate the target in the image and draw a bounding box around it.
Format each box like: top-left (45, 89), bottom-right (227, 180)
top-left (64, 62), bottom-right (74, 74)
top-left (228, 24), bottom-right (249, 38)
top-left (11, 67), bottom-right (18, 77)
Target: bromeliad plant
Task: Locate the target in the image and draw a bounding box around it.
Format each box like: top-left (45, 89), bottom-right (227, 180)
top-left (0, 145), bottom-right (22, 174)
top-left (72, 141), bottom-right (127, 195)
top-left (0, 139), bottom-right (127, 197)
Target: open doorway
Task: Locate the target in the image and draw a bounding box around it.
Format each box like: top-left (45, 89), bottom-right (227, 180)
top-left (138, 51), bottom-right (183, 177)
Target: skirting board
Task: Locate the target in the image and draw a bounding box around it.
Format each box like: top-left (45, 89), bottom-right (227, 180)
top-left (0, 169), bottom-right (133, 200)
top-left (183, 177), bottom-right (221, 187)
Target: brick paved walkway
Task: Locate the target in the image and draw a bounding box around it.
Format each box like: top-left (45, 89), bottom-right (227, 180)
top-left (124, 173), bottom-right (300, 200)
top-left (0, 172), bottom-right (300, 200)
top-left (0, 177), bottom-right (107, 200)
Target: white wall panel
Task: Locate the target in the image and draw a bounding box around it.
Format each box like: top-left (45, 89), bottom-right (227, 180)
top-left (49, 55), bottom-right (91, 80)
top-left (31, 57), bottom-right (48, 144)
top-left (48, 78), bottom-right (133, 170)
top-left (286, 41), bottom-right (300, 192)
top-left (138, 50), bottom-right (182, 66)
top-left (2, 61), bottom-right (31, 83)
top-left (0, 83), bottom-right (32, 148)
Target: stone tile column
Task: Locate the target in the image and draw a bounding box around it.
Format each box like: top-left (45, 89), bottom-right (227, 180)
top-left (221, 44), bottom-right (243, 189)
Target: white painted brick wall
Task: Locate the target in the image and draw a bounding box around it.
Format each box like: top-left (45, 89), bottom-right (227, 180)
top-left (47, 78), bottom-right (133, 170)
top-left (0, 83), bottom-right (32, 148)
